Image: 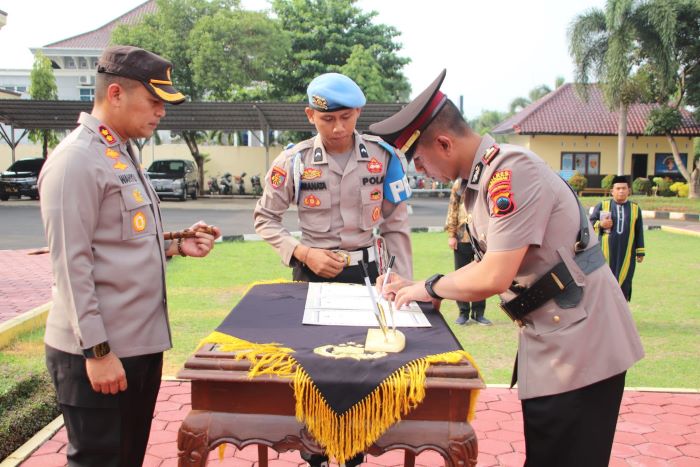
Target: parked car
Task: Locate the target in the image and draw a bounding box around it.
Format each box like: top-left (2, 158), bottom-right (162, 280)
top-left (146, 159), bottom-right (198, 201)
top-left (0, 158), bottom-right (45, 201)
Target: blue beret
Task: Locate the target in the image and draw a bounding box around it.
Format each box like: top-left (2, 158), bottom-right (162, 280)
top-left (307, 73), bottom-right (366, 112)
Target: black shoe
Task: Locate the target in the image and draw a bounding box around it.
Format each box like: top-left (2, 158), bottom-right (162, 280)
top-left (473, 316), bottom-right (493, 326)
top-left (344, 452), bottom-right (365, 467)
top-left (301, 452), bottom-right (329, 467)
top-left (455, 314), bottom-right (469, 325)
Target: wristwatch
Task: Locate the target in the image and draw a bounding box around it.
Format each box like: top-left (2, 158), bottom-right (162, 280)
top-left (424, 273), bottom-right (445, 300)
top-left (83, 341), bottom-right (111, 359)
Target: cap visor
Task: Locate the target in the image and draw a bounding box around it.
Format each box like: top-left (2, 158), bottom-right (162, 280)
top-left (146, 82), bottom-right (186, 104)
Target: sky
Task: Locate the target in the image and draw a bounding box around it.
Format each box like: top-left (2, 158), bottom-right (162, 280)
top-left (0, 0), bottom-right (607, 118)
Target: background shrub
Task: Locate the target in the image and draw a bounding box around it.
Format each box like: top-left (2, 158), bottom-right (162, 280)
top-left (670, 182), bottom-right (689, 198)
top-left (653, 177), bottom-right (674, 197)
top-left (568, 172), bottom-right (588, 192)
top-left (633, 177), bottom-right (652, 195)
top-left (0, 372), bottom-right (60, 460)
top-left (601, 174), bottom-right (616, 189)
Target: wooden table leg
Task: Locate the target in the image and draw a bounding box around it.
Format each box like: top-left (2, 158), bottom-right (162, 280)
top-left (178, 410), bottom-right (211, 467)
top-left (258, 444), bottom-right (268, 467)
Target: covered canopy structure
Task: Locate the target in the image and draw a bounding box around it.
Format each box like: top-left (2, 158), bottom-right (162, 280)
top-left (0, 100), bottom-right (406, 164)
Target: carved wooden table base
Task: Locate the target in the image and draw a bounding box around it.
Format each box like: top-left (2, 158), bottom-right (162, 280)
top-left (178, 410), bottom-right (478, 467)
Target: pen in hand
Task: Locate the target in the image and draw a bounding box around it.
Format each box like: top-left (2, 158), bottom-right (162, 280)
top-left (381, 256), bottom-right (396, 331)
top-left (359, 260), bottom-right (388, 337)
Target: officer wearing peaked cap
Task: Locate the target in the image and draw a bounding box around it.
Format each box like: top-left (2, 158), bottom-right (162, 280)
top-left (39, 45), bottom-right (219, 466)
top-left (254, 72), bottom-right (413, 287)
top-left (372, 70), bottom-right (644, 466)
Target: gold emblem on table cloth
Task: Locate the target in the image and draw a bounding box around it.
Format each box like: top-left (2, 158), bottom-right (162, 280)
top-left (313, 342), bottom-right (387, 360)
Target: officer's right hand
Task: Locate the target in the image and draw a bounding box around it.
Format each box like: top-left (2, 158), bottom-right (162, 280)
top-left (85, 353), bottom-right (128, 395)
top-left (448, 237), bottom-right (458, 250)
top-left (306, 248), bottom-right (345, 278)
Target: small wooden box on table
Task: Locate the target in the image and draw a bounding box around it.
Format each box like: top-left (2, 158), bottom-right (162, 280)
top-left (177, 345), bottom-right (484, 467)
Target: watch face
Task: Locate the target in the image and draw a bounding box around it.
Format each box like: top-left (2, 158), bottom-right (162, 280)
top-left (93, 342), bottom-right (111, 358)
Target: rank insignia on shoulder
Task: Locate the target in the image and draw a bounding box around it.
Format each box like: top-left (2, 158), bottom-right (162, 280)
top-left (312, 95), bottom-right (328, 111)
top-left (482, 144), bottom-right (500, 165)
top-left (113, 161), bottom-right (128, 171)
top-left (359, 143), bottom-right (369, 159)
top-left (370, 189), bottom-right (381, 201)
top-left (470, 162), bottom-right (484, 185)
top-left (302, 168), bottom-right (322, 180)
top-left (105, 148), bottom-right (120, 159)
top-left (367, 157), bottom-right (383, 173)
top-left (270, 166), bottom-right (287, 189)
top-left (132, 211), bottom-right (147, 232)
top-left (98, 125), bottom-right (116, 144)
top-left (303, 194), bottom-right (321, 207)
top-left (132, 188), bottom-right (144, 203)
top-left (314, 147), bottom-right (323, 163)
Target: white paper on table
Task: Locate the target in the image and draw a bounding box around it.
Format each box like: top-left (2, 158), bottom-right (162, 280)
top-left (302, 282), bottom-right (431, 327)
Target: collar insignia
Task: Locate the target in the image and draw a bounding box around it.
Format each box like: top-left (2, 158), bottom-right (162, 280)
top-left (359, 143), bottom-right (369, 159)
top-left (470, 162), bottom-right (484, 185)
top-left (313, 147), bottom-right (323, 163)
top-left (98, 125), bottom-right (116, 145)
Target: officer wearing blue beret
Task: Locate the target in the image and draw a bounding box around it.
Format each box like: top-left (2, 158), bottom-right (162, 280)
top-left (254, 73), bottom-right (413, 466)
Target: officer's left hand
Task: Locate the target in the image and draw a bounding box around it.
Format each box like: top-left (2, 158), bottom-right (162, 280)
top-left (182, 221), bottom-right (221, 257)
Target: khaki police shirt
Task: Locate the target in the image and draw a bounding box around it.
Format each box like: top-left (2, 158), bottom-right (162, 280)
top-left (253, 132), bottom-right (413, 279)
top-left (463, 134), bottom-right (644, 400)
top-left (39, 112), bottom-right (172, 358)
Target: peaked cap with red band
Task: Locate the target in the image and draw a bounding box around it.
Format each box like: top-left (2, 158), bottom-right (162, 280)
top-left (367, 69), bottom-right (447, 160)
top-left (98, 45), bottom-right (186, 105)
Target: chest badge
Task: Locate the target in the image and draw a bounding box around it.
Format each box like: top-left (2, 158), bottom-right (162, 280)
top-left (132, 188), bottom-right (144, 203)
top-left (370, 189), bottom-right (381, 201)
top-left (132, 211), bottom-right (147, 232)
top-left (270, 166), bottom-right (287, 189)
top-left (303, 194), bottom-right (321, 207)
top-left (105, 148), bottom-right (119, 159)
top-left (302, 168), bottom-right (322, 180)
top-left (367, 157), bottom-right (383, 173)
top-left (371, 206), bottom-right (381, 222)
top-left (113, 161), bottom-right (128, 171)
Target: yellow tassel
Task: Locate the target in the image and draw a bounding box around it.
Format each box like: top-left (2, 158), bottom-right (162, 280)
top-left (218, 444), bottom-right (226, 461)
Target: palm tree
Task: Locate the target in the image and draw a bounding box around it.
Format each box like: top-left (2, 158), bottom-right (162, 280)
top-left (568, 0), bottom-right (675, 176)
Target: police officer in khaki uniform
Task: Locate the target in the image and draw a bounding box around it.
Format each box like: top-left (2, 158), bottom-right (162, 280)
top-left (371, 70), bottom-right (644, 467)
top-left (39, 46), bottom-right (220, 467)
top-left (254, 72), bottom-right (413, 285)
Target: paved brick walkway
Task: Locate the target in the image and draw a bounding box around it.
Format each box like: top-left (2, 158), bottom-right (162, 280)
top-left (19, 382), bottom-right (700, 467)
top-left (0, 249), bottom-right (52, 321)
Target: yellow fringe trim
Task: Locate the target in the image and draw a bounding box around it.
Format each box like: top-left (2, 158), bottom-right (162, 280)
top-left (198, 282), bottom-right (483, 464)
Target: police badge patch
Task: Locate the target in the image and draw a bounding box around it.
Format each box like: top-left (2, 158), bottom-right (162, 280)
top-left (488, 170), bottom-right (516, 217)
top-left (303, 194), bottom-right (321, 207)
top-left (270, 166), bottom-right (287, 189)
top-left (367, 158), bottom-right (383, 173)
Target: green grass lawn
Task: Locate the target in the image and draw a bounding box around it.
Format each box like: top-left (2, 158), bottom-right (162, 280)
top-left (1, 230), bottom-right (699, 392)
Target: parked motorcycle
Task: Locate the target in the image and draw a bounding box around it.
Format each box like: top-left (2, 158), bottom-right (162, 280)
top-left (233, 172), bottom-right (247, 195)
top-left (219, 172), bottom-right (233, 195)
top-left (208, 176), bottom-right (220, 195)
top-left (250, 174), bottom-right (262, 196)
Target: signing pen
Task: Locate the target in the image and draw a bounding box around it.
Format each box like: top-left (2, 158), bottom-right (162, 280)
top-left (380, 256), bottom-right (396, 330)
top-left (358, 260), bottom-right (388, 337)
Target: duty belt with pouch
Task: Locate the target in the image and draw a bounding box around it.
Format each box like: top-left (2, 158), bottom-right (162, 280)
top-left (461, 177), bottom-right (605, 326)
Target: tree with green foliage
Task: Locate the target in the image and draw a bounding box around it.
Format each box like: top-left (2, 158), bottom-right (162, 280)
top-left (508, 78), bottom-right (564, 115)
top-left (269, 0), bottom-right (410, 102)
top-left (28, 52), bottom-right (60, 158)
top-left (568, 0), bottom-right (675, 176)
top-left (111, 0), bottom-right (287, 192)
top-left (638, 0), bottom-right (700, 198)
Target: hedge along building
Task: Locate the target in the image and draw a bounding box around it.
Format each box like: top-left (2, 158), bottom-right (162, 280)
top-left (492, 83), bottom-right (700, 188)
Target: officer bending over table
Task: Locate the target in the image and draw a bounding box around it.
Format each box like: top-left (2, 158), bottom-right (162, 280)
top-left (39, 46), bottom-right (220, 467)
top-left (371, 70), bottom-right (644, 467)
top-left (254, 72), bottom-right (413, 284)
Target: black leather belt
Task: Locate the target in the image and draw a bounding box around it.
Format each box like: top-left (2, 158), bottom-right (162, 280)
top-left (500, 262), bottom-right (573, 322)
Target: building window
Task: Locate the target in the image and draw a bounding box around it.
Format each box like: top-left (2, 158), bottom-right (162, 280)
top-left (65, 57), bottom-right (76, 69)
top-left (79, 88), bottom-right (95, 102)
top-left (561, 152), bottom-right (600, 175)
top-left (78, 57), bottom-right (88, 69)
top-left (91, 58), bottom-right (99, 69)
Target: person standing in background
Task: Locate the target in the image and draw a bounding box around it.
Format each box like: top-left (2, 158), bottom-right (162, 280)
top-left (445, 179), bottom-right (490, 325)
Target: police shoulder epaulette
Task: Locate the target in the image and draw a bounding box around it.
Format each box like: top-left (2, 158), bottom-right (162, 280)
top-left (481, 144), bottom-right (501, 165)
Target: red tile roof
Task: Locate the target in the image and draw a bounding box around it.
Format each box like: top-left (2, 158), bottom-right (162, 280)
top-left (44, 0), bottom-right (156, 49)
top-left (493, 83), bottom-right (700, 137)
